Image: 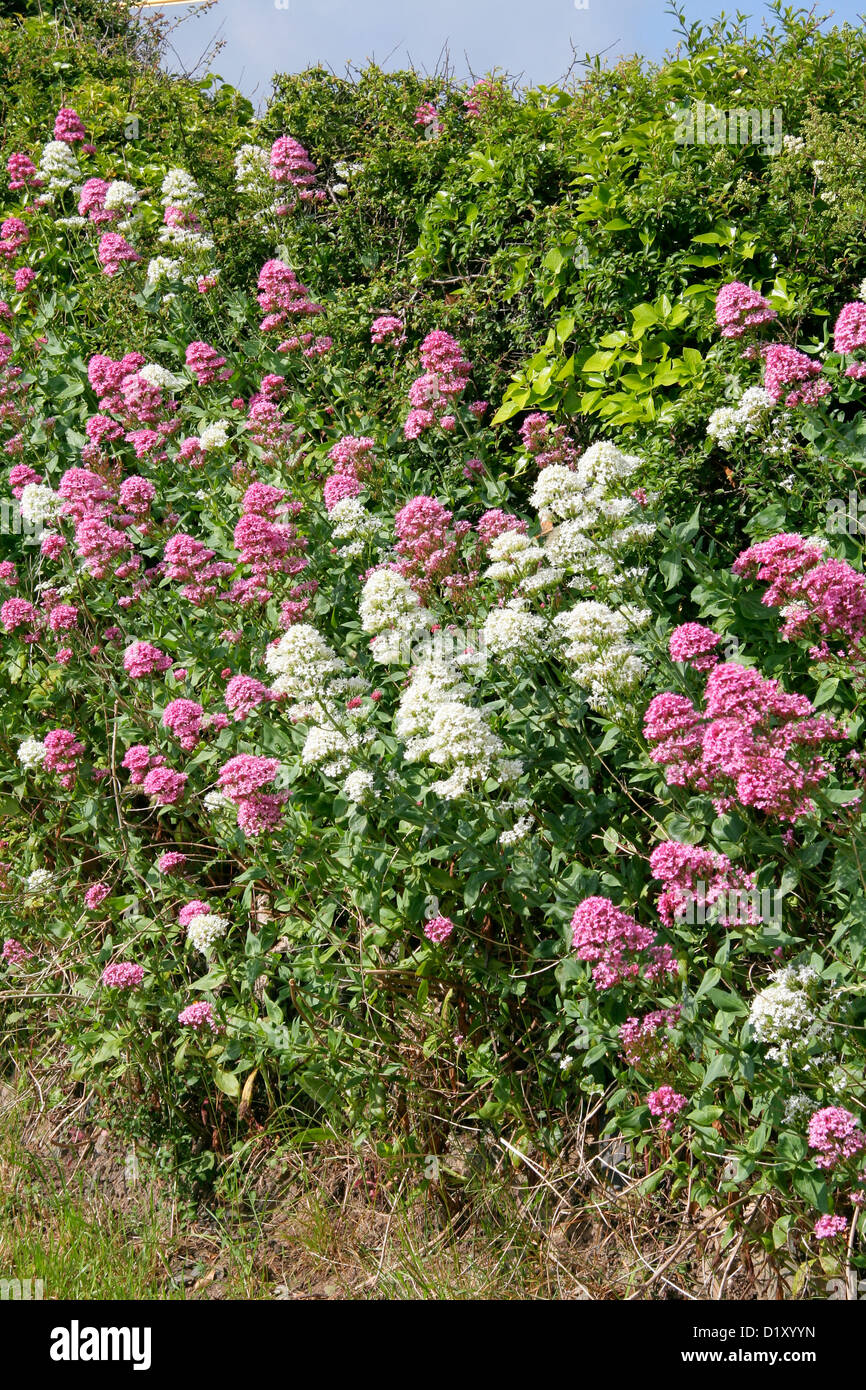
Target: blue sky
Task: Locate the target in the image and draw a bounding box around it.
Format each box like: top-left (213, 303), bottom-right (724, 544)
top-left (158, 1), bottom-right (866, 108)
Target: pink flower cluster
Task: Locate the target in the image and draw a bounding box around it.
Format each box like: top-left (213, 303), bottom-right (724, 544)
top-left (246, 375), bottom-right (297, 465)
top-left (394, 494), bottom-right (473, 600)
top-left (87, 351), bottom-right (145, 412)
top-left (185, 340), bottom-right (230, 386)
top-left (833, 301), bottom-right (866, 353)
top-left (256, 259), bottom-right (323, 332)
top-left (423, 915), bottom-right (455, 945)
top-left (9, 464), bottom-right (42, 499)
top-left (43, 728), bottom-right (85, 789)
top-left (619, 1008), bottom-right (681, 1068)
top-left (78, 178), bottom-right (114, 224)
top-left (54, 108), bottom-right (87, 144)
top-left (644, 662), bottom-right (846, 821)
top-left (163, 533), bottom-right (233, 606)
top-left (228, 481), bottom-right (308, 608)
top-left (404, 331), bottom-right (471, 438)
top-left (118, 475), bottom-right (155, 521)
top-left (162, 698), bottom-right (205, 751)
top-left (1, 596), bottom-right (40, 639)
top-left (371, 315), bottom-right (405, 346)
top-left (814, 1214), bottom-right (848, 1239)
top-left (97, 232), bottom-right (141, 277)
top-left (519, 412), bottom-right (580, 469)
top-left (323, 471), bottom-right (361, 511)
top-left (464, 79), bottom-right (502, 117)
top-left (156, 850), bottom-right (187, 874)
top-left (277, 332), bottom-right (331, 358)
top-left (646, 1085), bottom-right (688, 1131)
top-left (84, 882), bottom-right (111, 910)
top-left (668, 622), bottom-right (721, 670)
top-left (322, 435), bottom-right (376, 511)
top-left (120, 371), bottom-right (176, 429)
top-left (178, 1000), bottom-right (220, 1032)
top-left (570, 896), bottom-right (677, 991)
top-left (6, 153), bottom-right (40, 192)
top-left (224, 674), bottom-right (272, 721)
top-left (269, 136), bottom-right (324, 209)
top-left (124, 640), bottom-right (172, 678)
top-left (217, 754), bottom-right (286, 836)
top-left (122, 744), bottom-right (165, 786)
top-left (761, 344), bottom-right (830, 407)
top-left (102, 961), bottom-right (145, 990)
top-left (476, 508), bottom-right (527, 550)
top-left (2, 938), bottom-right (33, 965)
top-left (413, 102), bottom-right (439, 128)
top-left (733, 533), bottom-right (866, 662)
top-left (714, 281), bottom-right (777, 338)
top-left (0, 217), bottom-right (29, 260)
top-left (178, 899), bottom-right (211, 926)
top-left (649, 840), bottom-right (756, 927)
top-left (142, 765), bottom-right (188, 806)
top-left (808, 1107), bottom-right (866, 1170)
top-left (834, 301), bottom-right (866, 377)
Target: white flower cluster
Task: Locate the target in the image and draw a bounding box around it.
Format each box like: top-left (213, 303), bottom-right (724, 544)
top-left (859, 279), bottom-right (866, 303)
top-left (332, 161), bottom-right (364, 195)
top-left (748, 964), bottom-right (830, 1064)
top-left (394, 657), bottom-right (472, 740)
top-left (484, 530), bottom-right (547, 584)
top-left (481, 600), bottom-right (547, 667)
top-left (233, 144), bottom-right (285, 221)
top-left (233, 144), bottom-right (270, 194)
top-left (18, 483), bottom-right (60, 526)
top-left (264, 623), bottom-right (347, 709)
top-left (145, 255), bottom-right (182, 294)
top-left (18, 737), bottom-right (46, 770)
top-left (105, 180), bottom-right (141, 234)
top-left (707, 386), bottom-right (775, 449)
top-left (160, 169), bottom-right (202, 207)
top-left (159, 223), bottom-right (214, 255)
top-left (328, 496), bottom-right (378, 557)
top-left (404, 699), bottom-right (509, 800)
top-left (264, 623), bottom-right (368, 777)
top-left (528, 442), bottom-right (655, 594)
top-left (104, 179), bottom-right (139, 212)
top-left (782, 134), bottom-right (805, 155)
top-left (782, 1092), bottom-right (814, 1125)
top-left (552, 601), bottom-right (648, 712)
top-left (37, 140), bottom-right (80, 194)
top-left (152, 169), bottom-right (217, 289)
top-left (341, 769), bottom-right (375, 803)
top-left (203, 789), bottom-right (232, 813)
top-left (25, 868), bottom-right (54, 894)
top-left (360, 567), bottom-right (433, 665)
top-left (396, 652), bottom-right (521, 800)
top-left (198, 421), bottom-right (231, 451)
top-left (139, 363), bottom-right (187, 394)
top-left (300, 723), bottom-right (371, 777)
top-left (186, 912), bottom-right (229, 955)
top-left (498, 815), bottom-right (534, 846)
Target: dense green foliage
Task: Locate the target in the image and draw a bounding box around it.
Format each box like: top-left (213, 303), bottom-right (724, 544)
top-left (1, 0), bottom-right (865, 1294)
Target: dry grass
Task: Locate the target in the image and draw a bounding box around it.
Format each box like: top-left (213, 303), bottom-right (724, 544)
top-left (0, 1068), bottom-right (816, 1300)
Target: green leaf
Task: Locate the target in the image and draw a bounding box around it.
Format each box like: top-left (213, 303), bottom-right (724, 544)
top-left (813, 677), bottom-right (839, 708)
top-left (688, 1105), bottom-right (724, 1125)
top-left (695, 967), bottom-right (721, 999)
top-left (702, 1052), bottom-right (732, 1085)
top-left (212, 1068), bottom-right (240, 1098)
